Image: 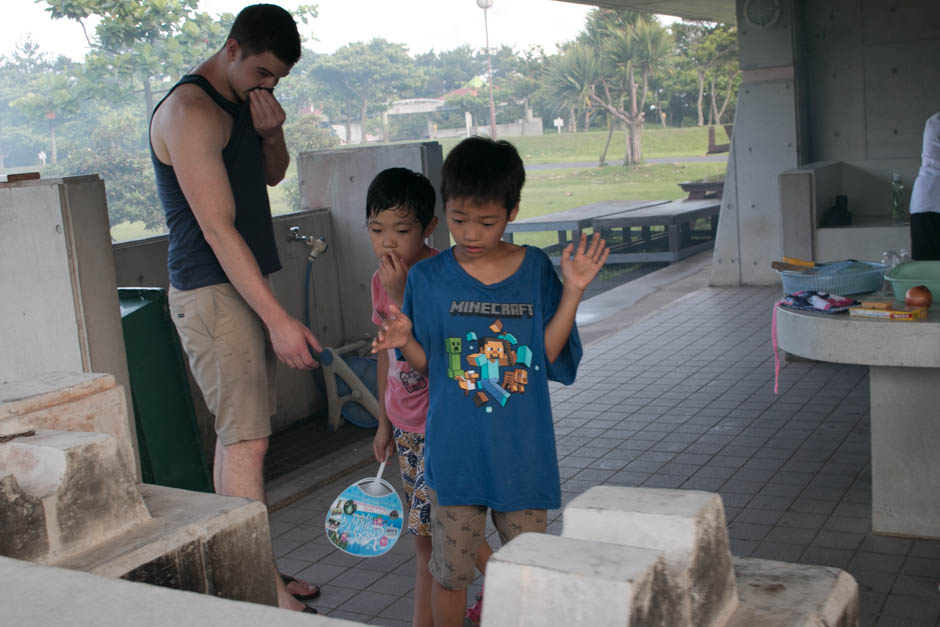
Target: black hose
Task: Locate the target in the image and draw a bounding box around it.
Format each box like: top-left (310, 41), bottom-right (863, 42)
top-left (304, 257), bottom-right (327, 401)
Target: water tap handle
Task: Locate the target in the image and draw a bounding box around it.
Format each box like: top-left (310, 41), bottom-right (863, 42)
top-left (288, 226), bottom-right (312, 244)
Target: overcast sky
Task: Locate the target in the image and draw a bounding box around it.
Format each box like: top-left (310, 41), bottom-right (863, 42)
top-left (6, 0), bottom-right (597, 61)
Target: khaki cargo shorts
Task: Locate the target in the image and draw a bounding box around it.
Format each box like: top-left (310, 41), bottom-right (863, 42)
top-left (427, 487), bottom-right (547, 590)
top-left (169, 282), bottom-right (276, 446)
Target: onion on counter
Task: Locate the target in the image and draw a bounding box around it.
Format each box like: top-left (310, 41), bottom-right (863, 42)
top-left (905, 285), bottom-right (933, 308)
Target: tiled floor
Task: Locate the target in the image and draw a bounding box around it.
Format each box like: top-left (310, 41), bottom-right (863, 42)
top-left (268, 285), bottom-right (940, 626)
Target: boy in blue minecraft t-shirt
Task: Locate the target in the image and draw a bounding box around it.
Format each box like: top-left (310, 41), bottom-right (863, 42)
top-left (372, 136), bottom-right (609, 626)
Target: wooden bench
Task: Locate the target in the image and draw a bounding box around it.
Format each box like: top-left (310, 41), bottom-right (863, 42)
top-left (503, 200), bottom-right (668, 261)
top-left (592, 198), bottom-right (721, 263)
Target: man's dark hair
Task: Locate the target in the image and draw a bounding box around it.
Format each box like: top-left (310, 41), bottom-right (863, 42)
top-left (227, 4), bottom-right (301, 66)
top-left (440, 136), bottom-right (525, 215)
top-left (366, 168), bottom-right (437, 230)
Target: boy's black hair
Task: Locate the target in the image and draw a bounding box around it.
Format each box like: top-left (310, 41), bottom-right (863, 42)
top-left (227, 4), bottom-right (301, 66)
top-left (365, 168), bottom-right (437, 230)
top-left (440, 136), bottom-right (525, 215)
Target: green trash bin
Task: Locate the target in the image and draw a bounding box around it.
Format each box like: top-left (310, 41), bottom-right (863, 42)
top-left (119, 287), bottom-right (212, 492)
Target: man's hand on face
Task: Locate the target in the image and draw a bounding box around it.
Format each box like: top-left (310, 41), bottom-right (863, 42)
top-left (249, 88), bottom-right (286, 140)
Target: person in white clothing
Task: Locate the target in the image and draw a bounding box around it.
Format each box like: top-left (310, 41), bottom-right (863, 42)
top-left (910, 112), bottom-right (940, 260)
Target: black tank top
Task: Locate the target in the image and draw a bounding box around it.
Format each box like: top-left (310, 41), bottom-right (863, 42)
top-left (150, 74), bottom-right (281, 290)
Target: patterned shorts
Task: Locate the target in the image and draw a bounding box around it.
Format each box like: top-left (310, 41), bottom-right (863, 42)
top-left (427, 487), bottom-right (547, 590)
top-left (393, 427), bottom-right (432, 537)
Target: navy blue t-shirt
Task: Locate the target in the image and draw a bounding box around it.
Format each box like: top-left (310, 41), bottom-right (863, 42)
top-left (402, 246), bottom-right (582, 511)
top-left (150, 74), bottom-right (281, 290)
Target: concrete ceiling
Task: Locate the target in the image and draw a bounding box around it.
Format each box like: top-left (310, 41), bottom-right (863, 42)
top-left (557, 0), bottom-right (736, 24)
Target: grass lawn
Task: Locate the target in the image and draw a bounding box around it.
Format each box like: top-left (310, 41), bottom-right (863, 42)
top-left (435, 126), bottom-right (712, 164)
top-left (512, 161), bottom-right (726, 249)
top-left (109, 179), bottom-right (296, 241)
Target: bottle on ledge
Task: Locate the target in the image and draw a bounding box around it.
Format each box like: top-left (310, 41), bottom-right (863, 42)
top-left (891, 173), bottom-right (907, 224)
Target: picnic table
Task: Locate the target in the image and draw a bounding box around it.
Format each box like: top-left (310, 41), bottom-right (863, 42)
top-left (503, 199), bottom-right (669, 255)
top-left (593, 198), bottom-right (721, 263)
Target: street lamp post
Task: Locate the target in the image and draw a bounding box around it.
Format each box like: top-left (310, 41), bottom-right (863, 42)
top-left (476, 0), bottom-right (497, 140)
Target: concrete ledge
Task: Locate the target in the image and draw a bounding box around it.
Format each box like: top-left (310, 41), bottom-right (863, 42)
top-left (0, 372), bottom-right (137, 479)
top-left (0, 430), bottom-right (149, 563)
top-left (0, 555), bottom-right (360, 626)
top-left (726, 557), bottom-right (859, 627)
top-left (56, 484), bottom-right (277, 605)
top-left (481, 532), bottom-right (681, 627)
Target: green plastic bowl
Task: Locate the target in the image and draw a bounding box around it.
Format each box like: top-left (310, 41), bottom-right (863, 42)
top-left (885, 261), bottom-right (940, 303)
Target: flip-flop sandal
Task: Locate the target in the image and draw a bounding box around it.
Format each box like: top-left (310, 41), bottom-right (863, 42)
top-left (302, 605), bottom-right (318, 614)
top-left (281, 574), bottom-right (321, 601)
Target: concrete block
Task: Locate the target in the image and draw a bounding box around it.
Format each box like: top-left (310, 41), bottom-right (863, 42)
top-left (0, 429), bottom-right (149, 563)
top-left (0, 372), bottom-right (137, 479)
top-left (0, 471), bottom-right (49, 561)
top-left (481, 532), bottom-right (681, 627)
top-left (56, 484), bottom-right (278, 606)
top-left (725, 557), bottom-right (858, 627)
top-left (563, 486), bottom-right (737, 627)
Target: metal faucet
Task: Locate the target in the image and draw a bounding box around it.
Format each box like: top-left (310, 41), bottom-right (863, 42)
top-left (288, 226), bottom-right (328, 259)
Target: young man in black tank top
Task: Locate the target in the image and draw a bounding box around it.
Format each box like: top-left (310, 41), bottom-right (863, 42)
top-left (150, 4), bottom-right (322, 613)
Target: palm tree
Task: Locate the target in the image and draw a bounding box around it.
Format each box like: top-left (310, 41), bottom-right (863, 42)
top-left (590, 15), bottom-right (673, 165)
top-left (541, 11), bottom-right (672, 166)
top-left (543, 44), bottom-right (599, 135)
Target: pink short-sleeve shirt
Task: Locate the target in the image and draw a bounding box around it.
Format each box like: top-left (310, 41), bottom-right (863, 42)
top-left (370, 249), bottom-right (438, 433)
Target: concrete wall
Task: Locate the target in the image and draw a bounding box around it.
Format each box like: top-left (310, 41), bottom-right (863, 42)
top-left (296, 143), bottom-right (447, 345)
top-left (712, 0), bottom-right (940, 285)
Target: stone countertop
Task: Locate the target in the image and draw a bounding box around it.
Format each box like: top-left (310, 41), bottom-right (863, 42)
top-left (775, 304), bottom-right (940, 368)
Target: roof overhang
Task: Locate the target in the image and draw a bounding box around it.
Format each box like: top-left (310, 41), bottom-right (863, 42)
top-left (555, 0), bottom-right (736, 24)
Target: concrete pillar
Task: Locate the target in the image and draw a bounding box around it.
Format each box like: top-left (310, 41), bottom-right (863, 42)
top-left (711, 0), bottom-right (802, 286)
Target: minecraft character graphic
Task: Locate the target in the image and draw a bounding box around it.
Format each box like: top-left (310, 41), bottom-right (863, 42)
top-left (449, 321), bottom-right (533, 409)
top-left (455, 370), bottom-right (480, 395)
top-left (445, 336), bottom-right (464, 379)
top-left (501, 368), bottom-right (528, 394)
top-left (466, 336), bottom-right (516, 406)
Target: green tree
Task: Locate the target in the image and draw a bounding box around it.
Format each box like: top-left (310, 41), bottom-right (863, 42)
top-left (311, 39), bottom-right (417, 144)
top-left (281, 112), bottom-right (339, 212)
top-left (490, 45), bottom-right (546, 128)
top-left (541, 44), bottom-right (599, 134)
top-left (0, 40), bottom-right (52, 168)
top-left (40, 0), bottom-right (244, 136)
top-left (415, 45), bottom-right (482, 97)
top-left (595, 14), bottom-right (673, 164)
top-left (51, 108), bottom-right (160, 228)
top-left (672, 21), bottom-right (737, 127)
top-left (547, 10), bottom-right (673, 165)
top-left (10, 55), bottom-right (85, 164)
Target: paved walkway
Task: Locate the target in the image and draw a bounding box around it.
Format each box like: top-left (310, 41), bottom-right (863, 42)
top-left (269, 283), bottom-right (940, 626)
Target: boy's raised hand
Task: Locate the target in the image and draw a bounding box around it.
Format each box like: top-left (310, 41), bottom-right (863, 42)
top-left (378, 251), bottom-right (408, 306)
top-left (371, 303), bottom-right (413, 353)
top-left (560, 232), bottom-right (610, 292)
